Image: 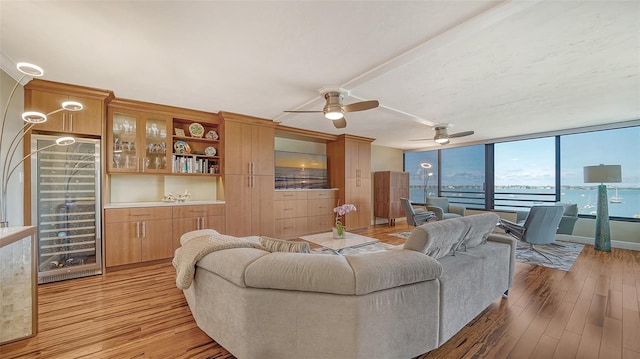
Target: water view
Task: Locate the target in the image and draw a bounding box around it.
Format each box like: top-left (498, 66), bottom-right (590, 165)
top-left (409, 186), bottom-right (640, 219)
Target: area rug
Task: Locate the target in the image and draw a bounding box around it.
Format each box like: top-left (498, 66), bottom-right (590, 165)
top-left (389, 231), bottom-right (412, 239)
top-left (515, 241), bottom-right (584, 271)
top-left (390, 230), bottom-right (583, 271)
top-left (312, 242), bottom-right (399, 255)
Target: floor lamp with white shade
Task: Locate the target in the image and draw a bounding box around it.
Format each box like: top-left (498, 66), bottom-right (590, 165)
top-left (583, 164), bottom-right (622, 252)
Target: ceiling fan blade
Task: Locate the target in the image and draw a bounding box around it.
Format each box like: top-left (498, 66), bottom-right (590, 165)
top-left (332, 118), bottom-right (347, 129)
top-left (283, 110), bottom-right (323, 113)
top-left (449, 130), bottom-right (475, 138)
top-left (343, 100), bottom-right (379, 112)
top-left (410, 138), bottom-right (433, 141)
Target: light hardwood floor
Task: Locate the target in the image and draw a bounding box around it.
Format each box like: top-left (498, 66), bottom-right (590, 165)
top-left (1, 222), bottom-right (639, 359)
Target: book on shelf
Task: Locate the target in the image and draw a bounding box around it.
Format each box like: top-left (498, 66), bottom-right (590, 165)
top-left (172, 155), bottom-right (219, 174)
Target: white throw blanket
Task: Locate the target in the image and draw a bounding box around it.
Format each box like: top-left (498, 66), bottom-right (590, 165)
top-left (172, 233), bottom-right (265, 290)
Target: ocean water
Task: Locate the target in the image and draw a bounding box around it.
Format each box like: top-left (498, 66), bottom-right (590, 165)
top-left (409, 187), bottom-right (640, 218)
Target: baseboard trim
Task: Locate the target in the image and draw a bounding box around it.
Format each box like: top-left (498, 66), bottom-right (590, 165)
top-left (556, 234), bottom-right (640, 251)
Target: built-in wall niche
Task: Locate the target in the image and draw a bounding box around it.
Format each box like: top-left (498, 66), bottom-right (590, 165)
top-left (109, 175), bottom-right (218, 203)
top-left (274, 137), bottom-right (328, 190)
top-left (275, 151), bottom-right (328, 189)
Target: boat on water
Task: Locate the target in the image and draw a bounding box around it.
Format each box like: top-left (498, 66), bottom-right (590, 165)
top-left (610, 188), bottom-right (623, 203)
top-left (583, 194), bottom-right (595, 209)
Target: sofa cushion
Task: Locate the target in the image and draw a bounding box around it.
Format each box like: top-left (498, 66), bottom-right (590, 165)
top-left (403, 218), bottom-right (470, 259)
top-left (458, 212), bottom-right (500, 249)
top-left (196, 247), bottom-right (270, 287)
top-left (259, 236), bottom-right (310, 253)
top-left (345, 249), bottom-right (442, 295)
top-left (245, 252), bottom-right (356, 295)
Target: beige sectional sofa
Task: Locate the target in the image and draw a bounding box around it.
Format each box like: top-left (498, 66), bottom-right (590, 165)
top-left (177, 212), bottom-right (515, 359)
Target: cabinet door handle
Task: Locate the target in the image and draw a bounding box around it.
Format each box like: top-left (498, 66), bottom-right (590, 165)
top-left (201, 217), bottom-right (206, 228)
top-left (142, 222), bottom-right (146, 238)
top-left (251, 162), bottom-right (255, 175)
top-left (196, 217), bottom-right (200, 230)
top-left (135, 221), bottom-right (140, 238)
top-left (69, 114), bottom-right (73, 132)
top-left (190, 210), bottom-right (207, 213)
top-left (248, 162), bottom-right (252, 174)
top-left (62, 113), bottom-right (67, 132)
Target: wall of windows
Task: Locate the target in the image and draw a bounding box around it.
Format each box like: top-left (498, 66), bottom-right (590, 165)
top-left (404, 124), bottom-right (640, 220)
top-left (441, 145), bottom-right (485, 209)
top-left (404, 151), bottom-right (438, 205)
top-left (561, 127), bottom-right (640, 219)
top-left (494, 137), bottom-right (556, 211)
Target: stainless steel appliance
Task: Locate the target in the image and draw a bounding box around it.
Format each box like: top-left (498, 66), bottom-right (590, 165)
top-left (31, 134), bottom-right (102, 283)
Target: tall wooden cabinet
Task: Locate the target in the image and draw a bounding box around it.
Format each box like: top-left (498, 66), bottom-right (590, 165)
top-left (374, 171), bottom-right (409, 225)
top-left (327, 134), bottom-right (374, 230)
top-left (24, 79), bottom-right (113, 137)
top-left (22, 80), bottom-right (113, 226)
top-left (220, 112), bottom-right (276, 237)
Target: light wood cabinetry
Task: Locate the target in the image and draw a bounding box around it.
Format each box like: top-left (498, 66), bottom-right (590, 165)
top-left (22, 80), bottom-right (113, 226)
top-left (306, 190), bottom-right (337, 234)
top-left (374, 171), bottom-right (409, 225)
top-left (274, 191), bottom-right (308, 238)
top-left (327, 134), bottom-right (374, 230)
top-left (107, 99), bottom-right (222, 176)
top-left (104, 207), bottom-right (173, 267)
top-left (172, 204), bottom-right (225, 249)
top-left (24, 79), bottom-right (113, 136)
top-left (172, 118), bottom-right (221, 175)
top-left (273, 190), bottom-right (337, 238)
top-left (107, 106), bottom-right (172, 174)
top-left (220, 112), bottom-right (276, 237)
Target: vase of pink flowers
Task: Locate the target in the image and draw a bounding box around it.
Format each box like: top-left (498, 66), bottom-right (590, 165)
top-left (333, 203), bottom-right (357, 239)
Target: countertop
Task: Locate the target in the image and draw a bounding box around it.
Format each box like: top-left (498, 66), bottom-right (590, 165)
top-left (104, 200), bottom-right (225, 209)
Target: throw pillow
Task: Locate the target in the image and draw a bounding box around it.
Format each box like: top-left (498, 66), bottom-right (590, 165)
top-left (259, 236), bottom-right (310, 253)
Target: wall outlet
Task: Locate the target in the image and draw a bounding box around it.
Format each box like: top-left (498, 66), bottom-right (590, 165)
top-left (19, 172), bottom-right (24, 183)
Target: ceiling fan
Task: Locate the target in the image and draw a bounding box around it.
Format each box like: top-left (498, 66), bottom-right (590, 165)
top-left (412, 124), bottom-right (475, 145)
top-left (284, 91), bottom-right (379, 129)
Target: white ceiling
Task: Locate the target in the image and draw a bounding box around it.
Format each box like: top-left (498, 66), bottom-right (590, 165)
top-left (1, 1), bottom-right (638, 150)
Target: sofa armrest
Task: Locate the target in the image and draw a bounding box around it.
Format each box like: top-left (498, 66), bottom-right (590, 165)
top-left (427, 206), bottom-right (444, 220)
top-left (449, 205), bottom-right (466, 216)
top-left (487, 233), bottom-right (516, 288)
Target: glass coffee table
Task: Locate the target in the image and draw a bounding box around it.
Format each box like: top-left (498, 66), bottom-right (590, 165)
top-left (299, 232), bottom-right (378, 255)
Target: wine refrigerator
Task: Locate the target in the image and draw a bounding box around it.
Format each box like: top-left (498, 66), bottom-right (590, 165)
top-left (30, 134), bottom-right (102, 283)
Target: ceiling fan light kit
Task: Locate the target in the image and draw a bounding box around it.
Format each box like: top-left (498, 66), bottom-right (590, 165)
top-left (284, 90), bottom-right (379, 129)
top-left (411, 124), bottom-right (475, 144)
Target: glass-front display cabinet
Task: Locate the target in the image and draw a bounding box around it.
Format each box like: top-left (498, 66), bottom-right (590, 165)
top-left (107, 107), bottom-right (171, 174)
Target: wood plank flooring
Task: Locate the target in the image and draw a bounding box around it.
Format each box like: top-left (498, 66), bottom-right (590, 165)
top-left (1, 222), bottom-right (639, 359)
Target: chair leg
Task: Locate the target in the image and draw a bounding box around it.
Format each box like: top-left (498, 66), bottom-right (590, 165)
top-left (530, 245), bottom-right (554, 264)
top-left (517, 243), bottom-right (555, 264)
